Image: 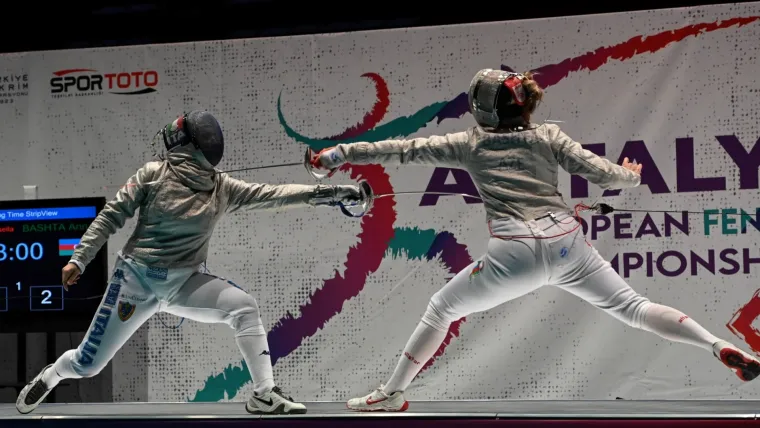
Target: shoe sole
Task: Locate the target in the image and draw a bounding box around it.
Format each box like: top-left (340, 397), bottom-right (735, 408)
top-left (16, 365), bottom-right (54, 414)
top-left (245, 403), bottom-right (307, 415)
top-left (15, 384), bottom-right (36, 415)
top-left (720, 348), bottom-right (760, 381)
top-left (346, 400), bottom-right (409, 412)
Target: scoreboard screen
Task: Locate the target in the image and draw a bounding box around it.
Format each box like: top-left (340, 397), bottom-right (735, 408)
top-left (0, 197), bottom-right (108, 333)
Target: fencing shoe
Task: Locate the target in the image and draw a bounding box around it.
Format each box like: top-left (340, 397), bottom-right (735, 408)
top-left (245, 386), bottom-right (307, 414)
top-left (16, 364), bottom-right (55, 414)
top-left (346, 384), bottom-right (409, 412)
top-left (714, 340), bottom-right (760, 381)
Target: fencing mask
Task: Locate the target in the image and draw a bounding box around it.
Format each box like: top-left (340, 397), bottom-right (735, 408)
top-left (153, 110), bottom-right (224, 166)
top-left (467, 69), bottom-right (527, 129)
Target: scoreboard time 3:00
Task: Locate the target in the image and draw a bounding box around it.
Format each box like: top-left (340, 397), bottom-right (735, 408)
top-left (0, 201), bottom-right (108, 332)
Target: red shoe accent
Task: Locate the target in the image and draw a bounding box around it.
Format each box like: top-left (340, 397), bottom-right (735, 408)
top-left (366, 397), bottom-right (386, 405)
top-left (720, 348), bottom-right (760, 381)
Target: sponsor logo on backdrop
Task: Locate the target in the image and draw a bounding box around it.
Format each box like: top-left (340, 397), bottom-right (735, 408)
top-left (50, 68), bottom-right (159, 98)
top-left (0, 73), bottom-right (28, 104)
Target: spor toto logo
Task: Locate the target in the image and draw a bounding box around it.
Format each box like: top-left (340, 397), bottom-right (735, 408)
top-left (50, 68), bottom-right (159, 96)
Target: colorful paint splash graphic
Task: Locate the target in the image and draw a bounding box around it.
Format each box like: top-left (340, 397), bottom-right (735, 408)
top-left (191, 15), bottom-right (759, 401)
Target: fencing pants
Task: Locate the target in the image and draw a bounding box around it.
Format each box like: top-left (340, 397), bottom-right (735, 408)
top-left (47, 252), bottom-right (275, 395)
top-left (383, 212), bottom-right (722, 393)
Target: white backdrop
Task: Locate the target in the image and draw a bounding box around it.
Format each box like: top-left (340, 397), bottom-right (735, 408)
top-left (1, 2), bottom-right (760, 402)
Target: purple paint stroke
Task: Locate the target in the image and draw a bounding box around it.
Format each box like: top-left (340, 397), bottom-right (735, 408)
top-left (266, 165), bottom-right (397, 365)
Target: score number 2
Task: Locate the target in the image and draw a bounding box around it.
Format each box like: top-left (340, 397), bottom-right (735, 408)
top-left (25, 284), bottom-right (52, 305)
top-left (15, 282), bottom-right (56, 307)
top-left (29, 286), bottom-right (64, 311)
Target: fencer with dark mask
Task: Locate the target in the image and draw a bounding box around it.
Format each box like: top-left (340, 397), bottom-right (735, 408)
top-left (311, 69), bottom-right (760, 411)
top-left (17, 110), bottom-right (365, 415)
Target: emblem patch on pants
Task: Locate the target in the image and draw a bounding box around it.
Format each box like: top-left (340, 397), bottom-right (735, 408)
top-left (146, 266), bottom-right (168, 280)
top-left (118, 301), bottom-right (136, 322)
top-left (469, 260), bottom-right (484, 282)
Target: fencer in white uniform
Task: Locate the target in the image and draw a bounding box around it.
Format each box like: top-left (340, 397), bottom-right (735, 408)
top-left (16, 110), bottom-right (366, 415)
top-left (311, 69), bottom-right (760, 411)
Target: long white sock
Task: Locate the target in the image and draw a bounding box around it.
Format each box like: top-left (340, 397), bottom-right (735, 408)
top-left (50, 350), bottom-right (83, 383)
top-left (236, 334), bottom-right (275, 395)
top-left (42, 358), bottom-right (68, 388)
top-left (640, 303), bottom-right (720, 352)
top-left (383, 320), bottom-right (447, 394)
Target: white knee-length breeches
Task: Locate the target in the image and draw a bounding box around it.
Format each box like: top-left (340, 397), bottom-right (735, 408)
top-left (422, 213), bottom-right (651, 332)
top-left (56, 253), bottom-right (265, 378)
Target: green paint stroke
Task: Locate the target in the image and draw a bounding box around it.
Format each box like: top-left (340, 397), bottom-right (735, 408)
top-left (387, 227), bottom-right (437, 260)
top-left (277, 91), bottom-right (447, 150)
top-left (191, 361), bottom-right (249, 402)
top-left (187, 226), bottom-right (438, 402)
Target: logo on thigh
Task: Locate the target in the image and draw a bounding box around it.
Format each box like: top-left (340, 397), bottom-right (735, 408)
top-left (117, 301), bottom-right (136, 322)
top-left (469, 260), bottom-right (484, 282)
top-left (552, 230), bottom-right (585, 266)
top-left (112, 269), bottom-right (127, 282)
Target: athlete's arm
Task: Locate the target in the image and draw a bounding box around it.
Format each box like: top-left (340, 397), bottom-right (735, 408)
top-left (223, 175), bottom-right (361, 213)
top-left (313, 130), bottom-right (471, 170)
top-left (549, 125), bottom-right (641, 190)
top-left (70, 162), bottom-right (159, 274)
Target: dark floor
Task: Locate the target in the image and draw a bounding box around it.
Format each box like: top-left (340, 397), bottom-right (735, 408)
top-left (2, 400), bottom-right (760, 420)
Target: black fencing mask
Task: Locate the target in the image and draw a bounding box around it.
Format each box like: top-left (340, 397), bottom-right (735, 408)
top-left (154, 110), bottom-right (224, 166)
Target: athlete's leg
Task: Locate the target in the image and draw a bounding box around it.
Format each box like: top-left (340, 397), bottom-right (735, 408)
top-left (163, 273), bottom-right (305, 414)
top-left (550, 224), bottom-right (760, 381)
top-left (17, 256), bottom-right (159, 414)
top-left (349, 220), bottom-right (549, 411)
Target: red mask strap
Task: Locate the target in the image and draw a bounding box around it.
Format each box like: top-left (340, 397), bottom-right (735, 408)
top-left (503, 75), bottom-right (526, 106)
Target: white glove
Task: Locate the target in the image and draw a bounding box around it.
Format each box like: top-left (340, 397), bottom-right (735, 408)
top-left (311, 147), bottom-right (346, 170)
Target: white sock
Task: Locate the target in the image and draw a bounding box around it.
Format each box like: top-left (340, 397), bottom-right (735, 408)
top-left (383, 320), bottom-right (447, 394)
top-left (640, 303), bottom-right (720, 352)
top-left (41, 363), bottom-right (65, 388)
top-left (50, 349), bottom-right (83, 384)
top-left (236, 334), bottom-right (275, 396)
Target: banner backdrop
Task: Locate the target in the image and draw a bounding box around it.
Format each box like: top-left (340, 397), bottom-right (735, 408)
top-left (1, 2), bottom-right (759, 403)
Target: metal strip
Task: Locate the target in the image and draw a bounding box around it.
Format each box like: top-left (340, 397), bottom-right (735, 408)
top-left (2, 402), bottom-right (760, 420)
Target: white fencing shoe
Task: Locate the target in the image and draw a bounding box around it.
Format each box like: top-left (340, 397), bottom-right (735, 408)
top-left (245, 386), bottom-right (307, 414)
top-left (346, 385), bottom-right (409, 412)
top-left (16, 364), bottom-right (55, 414)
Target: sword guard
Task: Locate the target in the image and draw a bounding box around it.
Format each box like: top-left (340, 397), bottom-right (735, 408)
top-left (305, 147), bottom-right (337, 181)
top-left (339, 180), bottom-right (374, 218)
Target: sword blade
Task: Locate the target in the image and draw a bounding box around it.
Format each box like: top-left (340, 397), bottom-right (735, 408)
top-left (102, 162), bottom-right (305, 190)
